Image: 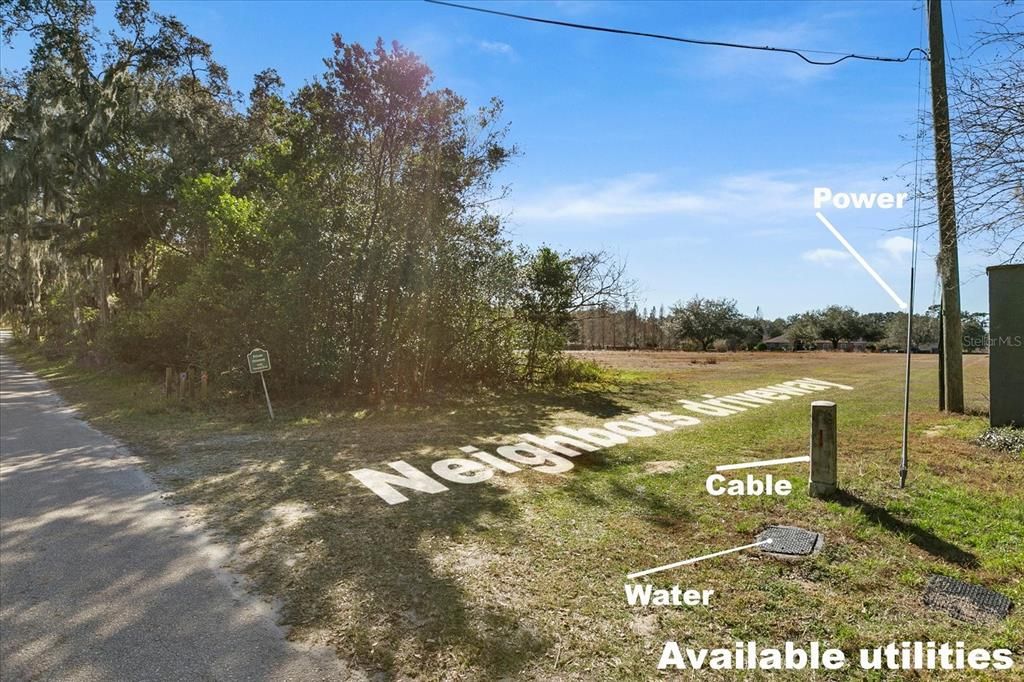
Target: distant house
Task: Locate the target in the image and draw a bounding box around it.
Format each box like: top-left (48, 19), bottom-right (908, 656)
top-left (763, 335), bottom-right (871, 352)
top-left (824, 339), bottom-right (870, 352)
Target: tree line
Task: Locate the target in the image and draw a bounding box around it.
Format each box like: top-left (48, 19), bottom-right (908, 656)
top-left (0, 0), bottom-right (630, 399)
top-left (1, 1), bottom-right (1014, 402)
top-left (571, 297), bottom-right (989, 353)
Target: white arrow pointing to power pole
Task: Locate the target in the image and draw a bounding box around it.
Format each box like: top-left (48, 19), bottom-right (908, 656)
top-left (815, 211), bottom-right (908, 310)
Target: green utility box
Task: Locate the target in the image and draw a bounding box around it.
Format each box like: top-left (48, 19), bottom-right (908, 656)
top-left (987, 264), bottom-right (1024, 427)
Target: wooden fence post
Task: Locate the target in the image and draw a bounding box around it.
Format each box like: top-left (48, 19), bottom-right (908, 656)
top-left (178, 371), bottom-right (187, 401)
top-left (165, 367), bottom-right (173, 398)
top-left (808, 400), bottom-right (838, 498)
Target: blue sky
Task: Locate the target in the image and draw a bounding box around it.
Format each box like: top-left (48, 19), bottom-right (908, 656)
top-left (5, 0), bottom-right (1006, 317)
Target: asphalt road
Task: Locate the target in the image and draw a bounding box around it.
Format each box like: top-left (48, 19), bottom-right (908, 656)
top-left (0, 337), bottom-right (355, 681)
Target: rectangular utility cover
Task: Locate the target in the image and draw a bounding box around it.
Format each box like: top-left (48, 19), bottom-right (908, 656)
top-left (987, 264), bottom-right (1024, 427)
top-left (923, 574), bottom-right (1012, 624)
top-left (756, 525), bottom-right (821, 556)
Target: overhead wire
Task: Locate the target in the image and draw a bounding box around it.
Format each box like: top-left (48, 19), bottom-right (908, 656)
top-left (942, 0), bottom-right (986, 253)
top-left (425, 0), bottom-right (930, 66)
top-left (947, 0), bottom-right (966, 56)
top-left (944, 1), bottom-right (977, 150)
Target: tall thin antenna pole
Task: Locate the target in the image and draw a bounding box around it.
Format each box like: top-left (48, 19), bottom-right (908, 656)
top-left (899, 264), bottom-right (917, 488)
top-left (901, 1), bottom-right (928, 490)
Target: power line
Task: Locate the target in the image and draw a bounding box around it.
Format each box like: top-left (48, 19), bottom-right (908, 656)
top-left (425, 0), bottom-right (929, 66)
top-left (947, 0), bottom-right (966, 59)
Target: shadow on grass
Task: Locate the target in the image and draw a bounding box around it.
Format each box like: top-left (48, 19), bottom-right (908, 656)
top-left (553, 451), bottom-right (695, 529)
top-left (266, 484), bottom-right (544, 678)
top-left (6, 342), bottom-right (696, 678)
top-left (831, 490), bottom-right (979, 568)
top-left (159, 384), bottom-right (679, 678)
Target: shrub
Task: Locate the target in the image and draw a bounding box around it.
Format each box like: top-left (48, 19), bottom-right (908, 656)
top-left (548, 356), bottom-right (605, 385)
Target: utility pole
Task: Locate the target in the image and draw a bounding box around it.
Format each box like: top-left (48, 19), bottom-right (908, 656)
top-left (927, 0), bottom-right (964, 413)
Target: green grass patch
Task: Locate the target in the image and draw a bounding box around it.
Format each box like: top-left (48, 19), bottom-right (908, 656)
top-left (7, 344), bottom-right (1022, 680)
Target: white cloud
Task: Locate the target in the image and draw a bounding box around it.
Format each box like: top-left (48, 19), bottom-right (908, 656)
top-left (802, 248), bottom-right (851, 265)
top-left (676, 11), bottom-right (860, 86)
top-left (878, 235), bottom-right (914, 261)
top-left (515, 174), bottom-right (705, 220)
top-left (478, 40), bottom-right (516, 58)
top-left (514, 172), bottom-right (808, 223)
top-left (507, 165), bottom-right (917, 279)
top-left (749, 227), bottom-right (793, 237)
top-left (703, 28), bottom-right (828, 84)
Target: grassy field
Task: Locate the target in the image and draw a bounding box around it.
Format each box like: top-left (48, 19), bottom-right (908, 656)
top-left (7, 346), bottom-right (1022, 680)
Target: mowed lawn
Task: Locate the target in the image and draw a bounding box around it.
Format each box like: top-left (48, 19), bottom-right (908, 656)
top-left (9, 348), bottom-right (1022, 680)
